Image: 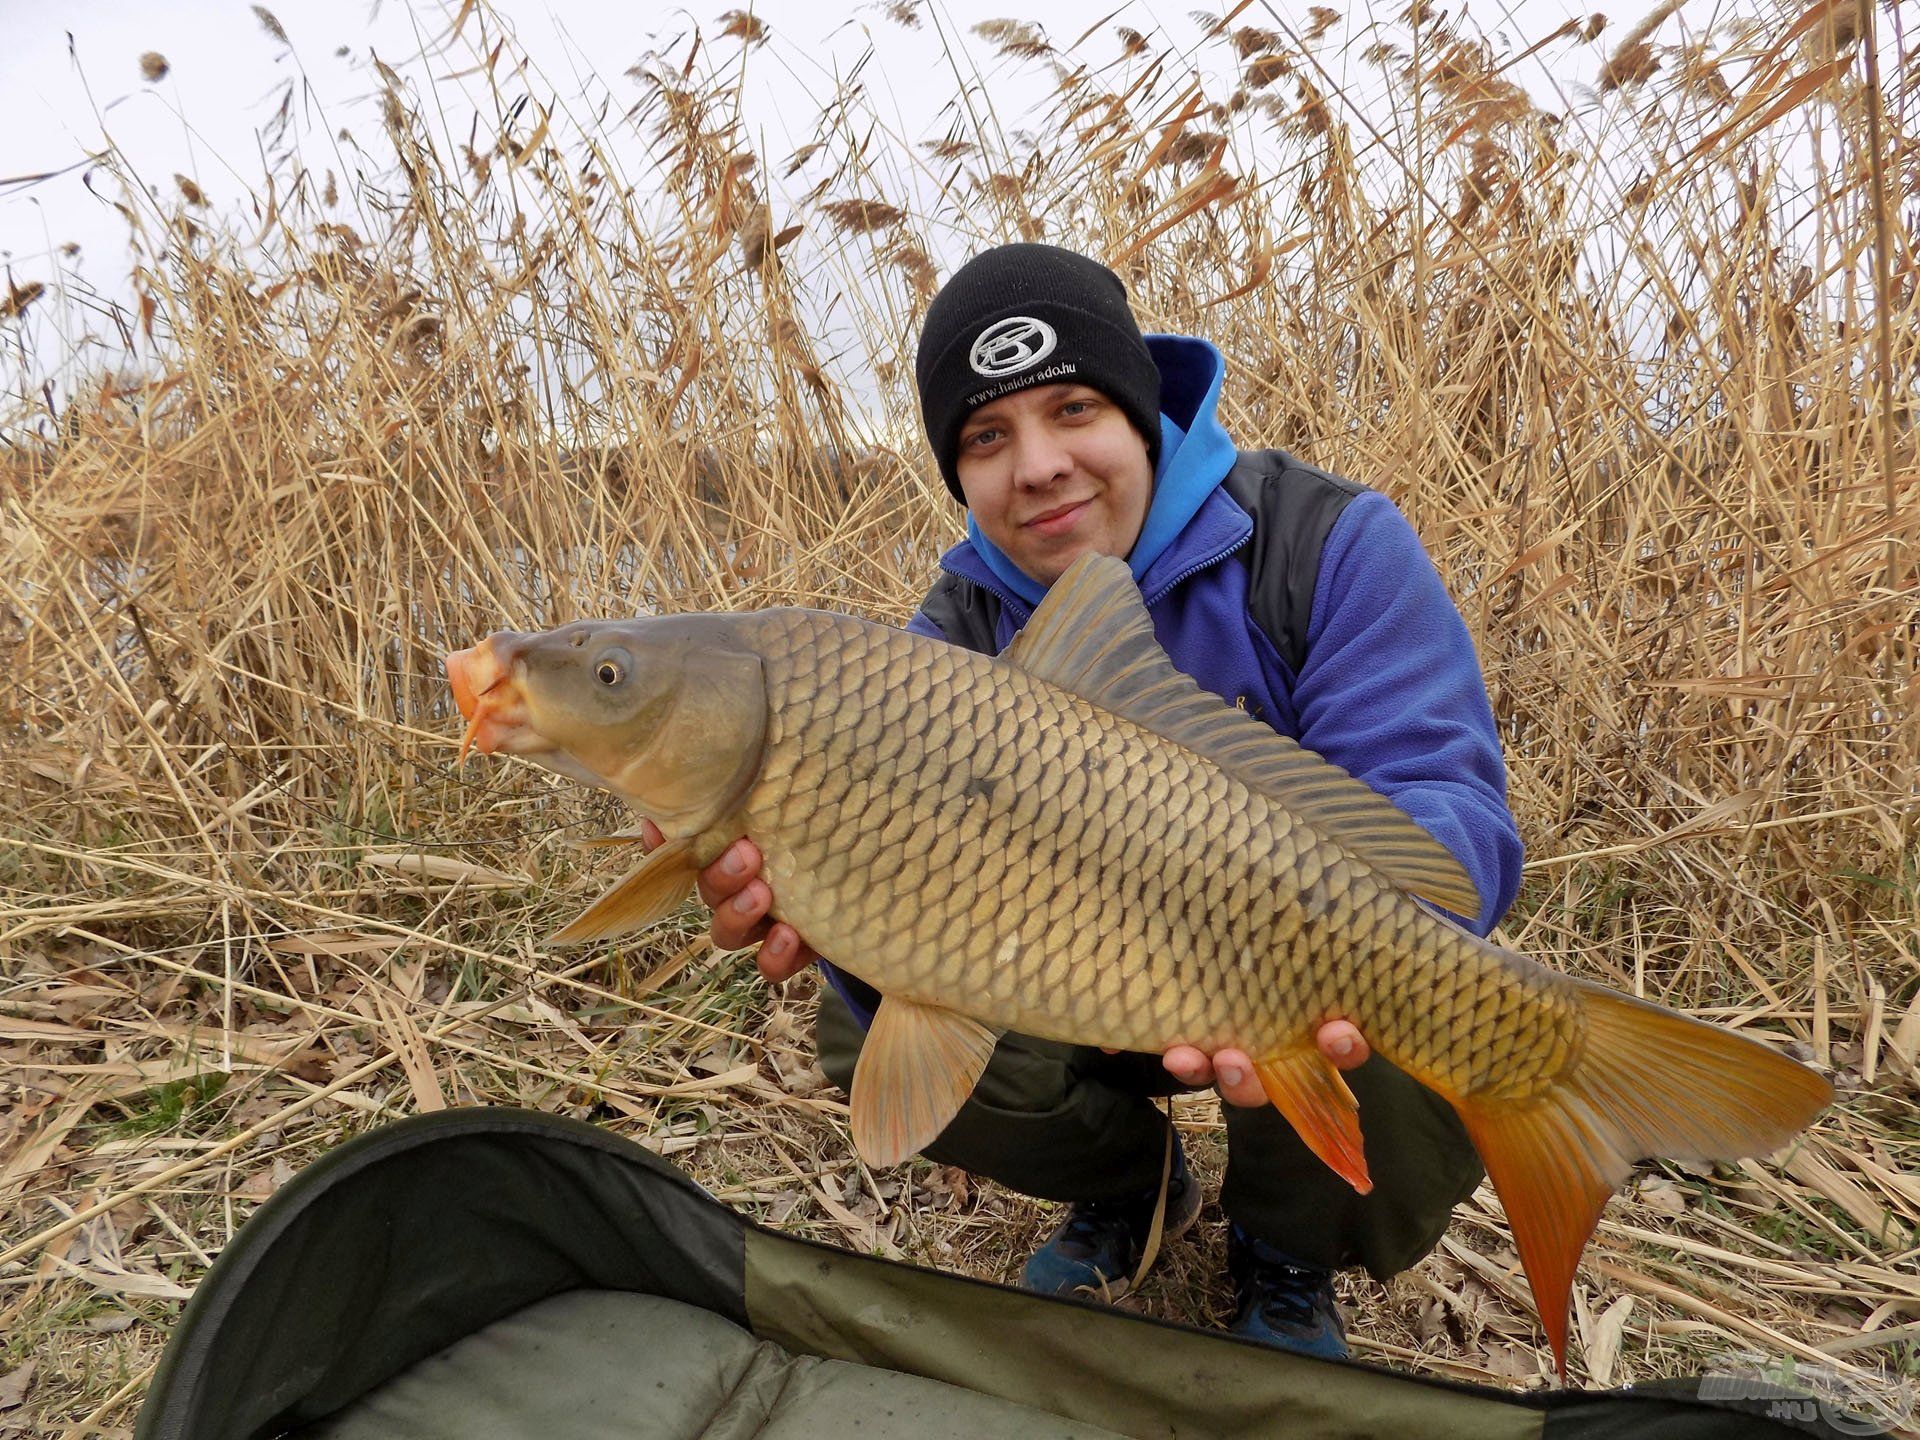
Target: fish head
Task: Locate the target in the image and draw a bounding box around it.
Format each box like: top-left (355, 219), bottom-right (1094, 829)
top-left (446, 615), bottom-right (767, 830)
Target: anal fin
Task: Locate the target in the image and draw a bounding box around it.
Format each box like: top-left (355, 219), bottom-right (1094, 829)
top-left (1455, 1100), bottom-right (1612, 1383)
top-left (850, 997), bottom-right (1001, 1168)
top-left (1254, 1049), bottom-right (1373, 1195)
top-left (548, 837), bottom-right (698, 944)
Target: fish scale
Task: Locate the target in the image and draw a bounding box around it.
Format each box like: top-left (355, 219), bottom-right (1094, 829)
top-left (735, 606), bottom-right (1579, 1090)
top-left (447, 549), bottom-right (1831, 1377)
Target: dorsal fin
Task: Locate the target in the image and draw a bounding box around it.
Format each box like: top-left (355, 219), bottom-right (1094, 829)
top-left (1003, 554), bottom-right (1483, 919)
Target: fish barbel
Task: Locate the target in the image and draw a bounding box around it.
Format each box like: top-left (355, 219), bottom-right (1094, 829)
top-left (446, 554), bottom-right (1829, 1377)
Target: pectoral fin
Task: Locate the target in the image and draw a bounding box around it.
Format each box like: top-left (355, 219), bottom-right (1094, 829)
top-left (849, 997), bottom-right (1001, 1168)
top-left (1254, 1048), bottom-right (1373, 1195)
top-left (548, 837), bottom-right (698, 943)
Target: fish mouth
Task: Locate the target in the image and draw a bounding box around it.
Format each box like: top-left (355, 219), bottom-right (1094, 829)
top-left (446, 638), bottom-right (533, 760)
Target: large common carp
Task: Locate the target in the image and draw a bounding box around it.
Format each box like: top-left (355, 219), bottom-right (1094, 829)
top-left (446, 554), bottom-right (1830, 1376)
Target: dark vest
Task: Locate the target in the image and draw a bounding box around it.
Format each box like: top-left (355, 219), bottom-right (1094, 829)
top-left (917, 449), bottom-right (1366, 670)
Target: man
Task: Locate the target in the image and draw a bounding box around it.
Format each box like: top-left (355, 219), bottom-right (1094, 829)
top-left (649, 243), bottom-right (1522, 1358)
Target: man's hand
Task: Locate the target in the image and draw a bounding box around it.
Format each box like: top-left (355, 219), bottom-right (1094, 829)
top-left (1162, 1022), bottom-right (1370, 1108)
top-left (638, 821), bottom-right (818, 982)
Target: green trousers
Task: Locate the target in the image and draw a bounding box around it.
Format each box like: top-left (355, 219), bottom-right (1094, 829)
top-left (815, 986), bottom-right (1484, 1280)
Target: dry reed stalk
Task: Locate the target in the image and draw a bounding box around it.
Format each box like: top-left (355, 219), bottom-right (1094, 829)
top-left (3, 0), bottom-right (1917, 1429)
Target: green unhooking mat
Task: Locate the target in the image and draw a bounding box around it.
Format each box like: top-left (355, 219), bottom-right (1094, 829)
top-left (133, 1108), bottom-right (1853, 1440)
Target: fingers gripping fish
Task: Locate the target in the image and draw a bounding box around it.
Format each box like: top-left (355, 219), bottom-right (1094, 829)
top-left (446, 554), bottom-right (1831, 1378)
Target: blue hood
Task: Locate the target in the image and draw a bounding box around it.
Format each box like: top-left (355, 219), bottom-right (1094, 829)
top-left (964, 334), bottom-right (1239, 606)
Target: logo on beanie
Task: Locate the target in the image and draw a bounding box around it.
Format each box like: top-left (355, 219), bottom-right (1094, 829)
top-left (969, 316), bottom-right (1057, 378)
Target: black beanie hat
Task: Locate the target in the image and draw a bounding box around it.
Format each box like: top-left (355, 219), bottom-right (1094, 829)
top-left (915, 243), bottom-right (1162, 503)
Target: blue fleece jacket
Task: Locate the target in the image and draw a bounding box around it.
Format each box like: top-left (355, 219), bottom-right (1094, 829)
top-left (821, 334), bottom-right (1522, 1026)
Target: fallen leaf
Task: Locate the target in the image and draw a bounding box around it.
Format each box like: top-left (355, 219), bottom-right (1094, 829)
top-left (358, 852), bottom-right (531, 887)
top-left (372, 990), bottom-right (447, 1113)
top-left (1580, 1292), bottom-right (1633, 1387)
top-left (1, 1081), bottom-right (109, 1199)
top-left (922, 1165), bottom-right (972, 1207)
top-left (1416, 1295), bottom-right (1448, 1344)
top-left (49, 1256), bottom-right (192, 1301)
top-left (764, 1004), bottom-right (807, 1047)
top-left (0, 1362), bottom-right (32, 1410)
top-left (1635, 1176), bottom-right (1689, 1216)
top-left (1482, 1339), bottom-right (1542, 1382)
top-left (809, 1180), bottom-right (901, 1258)
top-left (269, 930), bottom-right (404, 959)
top-left (775, 1056), bottom-right (830, 1095)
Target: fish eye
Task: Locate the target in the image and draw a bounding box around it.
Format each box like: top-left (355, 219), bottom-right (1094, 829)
top-left (595, 658), bottom-right (625, 686)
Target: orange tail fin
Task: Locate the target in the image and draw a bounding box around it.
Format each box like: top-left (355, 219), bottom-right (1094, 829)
top-left (1453, 981), bottom-right (1832, 1381)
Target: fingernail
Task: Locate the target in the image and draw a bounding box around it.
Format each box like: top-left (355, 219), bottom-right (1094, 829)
top-left (1329, 1036), bottom-right (1355, 1059)
top-left (1219, 1064), bottom-right (1244, 1087)
top-left (719, 850), bottom-right (747, 880)
top-left (732, 892), bottom-right (756, 915)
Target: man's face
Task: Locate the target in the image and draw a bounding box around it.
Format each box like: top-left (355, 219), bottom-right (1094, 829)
top-left (954, 383), bottom-right (1154, 587)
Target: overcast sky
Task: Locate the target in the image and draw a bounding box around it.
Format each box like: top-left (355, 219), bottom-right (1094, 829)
top-left (3, 1), bottom-right (1652, 264)
top-left (3, 0), bottom-right (1688, 404)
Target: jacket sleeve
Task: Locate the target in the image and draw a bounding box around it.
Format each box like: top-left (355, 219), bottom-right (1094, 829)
top-left (1292, 491), bottom-right (1522, 935)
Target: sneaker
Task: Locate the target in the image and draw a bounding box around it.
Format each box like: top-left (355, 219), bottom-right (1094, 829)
top-left (1021, 1137), bottom-right (1204, 1300)
top-left (1226, 1224), bottom-right (1349, 1360)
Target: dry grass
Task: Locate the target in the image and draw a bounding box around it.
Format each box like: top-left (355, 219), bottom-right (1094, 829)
top-left (3, 0), bottom-right (1918, 1433)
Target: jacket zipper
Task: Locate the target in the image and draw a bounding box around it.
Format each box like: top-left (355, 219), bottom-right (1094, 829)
top-left (1142, 527), bottom-right (1251, 608)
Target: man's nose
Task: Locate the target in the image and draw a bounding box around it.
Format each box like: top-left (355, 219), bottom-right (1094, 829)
top-left (1008, 426), bottom-right (1071, 488)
